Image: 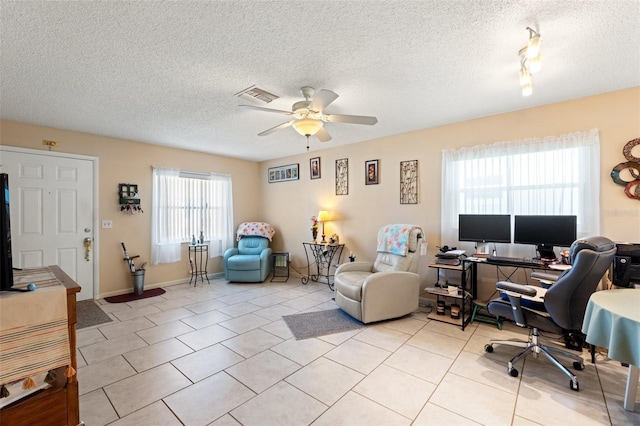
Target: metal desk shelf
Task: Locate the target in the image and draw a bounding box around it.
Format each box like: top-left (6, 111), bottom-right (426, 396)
top-left (426, 262), bottom-right (472, 330)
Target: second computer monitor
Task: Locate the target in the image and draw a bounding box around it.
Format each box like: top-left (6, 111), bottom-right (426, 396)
top-left (514, 215), bottom-right (577, 259)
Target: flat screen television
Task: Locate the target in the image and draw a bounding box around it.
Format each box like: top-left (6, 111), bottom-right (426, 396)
top-left (1, 173), bottom-right (13, 290)
top-left (514, 215), bottom-right (577, 260)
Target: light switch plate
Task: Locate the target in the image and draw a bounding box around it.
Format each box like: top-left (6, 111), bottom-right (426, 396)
top-left (102, 220), bottom-right (113, 229)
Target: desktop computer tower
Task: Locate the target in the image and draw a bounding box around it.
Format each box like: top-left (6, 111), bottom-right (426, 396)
top-left (612, 243), bottom-right (640, 288)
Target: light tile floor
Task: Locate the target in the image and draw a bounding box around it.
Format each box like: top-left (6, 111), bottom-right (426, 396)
top-left (78, 277), bottom-right (640, 426)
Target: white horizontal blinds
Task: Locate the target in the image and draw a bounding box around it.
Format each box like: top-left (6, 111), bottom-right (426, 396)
top-left (152, 167), bottom-right (234, 264)
top-left (441, 129), bottom-right (600, 256)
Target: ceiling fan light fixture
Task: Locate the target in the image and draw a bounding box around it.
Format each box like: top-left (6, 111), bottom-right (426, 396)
top-left (292, 118), bottom-right (323, 136)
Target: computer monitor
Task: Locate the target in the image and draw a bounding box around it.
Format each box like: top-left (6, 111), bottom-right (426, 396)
top-left (514, 215), bottom-right (577, 260)
top-left (458, 214), bottom-right (511, 243)
top-left (458, 214), bottom-right (511, 255)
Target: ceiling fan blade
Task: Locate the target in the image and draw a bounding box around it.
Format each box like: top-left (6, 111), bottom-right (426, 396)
top-left (325, 114), bottom-right (378, 125)
top-left (240, 105), bottom-right (293, 115)
top-left (309, 89), bottom-right (339, 111)
top-left (258, 120), bottom-right (294, 136)
top-left (316, 127), bottom-right (332, 142)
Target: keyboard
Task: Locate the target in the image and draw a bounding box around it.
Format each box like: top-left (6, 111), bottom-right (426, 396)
top-left (487, 255), bottom-right (546, 267)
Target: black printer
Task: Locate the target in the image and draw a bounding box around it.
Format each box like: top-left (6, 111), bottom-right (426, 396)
top-left (612, 243), bottom-right (640, 288)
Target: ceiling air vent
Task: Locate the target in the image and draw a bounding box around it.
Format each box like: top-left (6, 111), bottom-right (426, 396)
top-left (234, 85), bottom-right (279, 104)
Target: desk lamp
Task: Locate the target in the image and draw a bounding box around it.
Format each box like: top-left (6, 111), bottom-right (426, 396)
top-left (317, 210), bottom-right (330, 243)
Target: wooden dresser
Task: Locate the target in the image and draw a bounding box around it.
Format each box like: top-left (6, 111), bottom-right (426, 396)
top-left (0, 266), bottom-right (81, 426)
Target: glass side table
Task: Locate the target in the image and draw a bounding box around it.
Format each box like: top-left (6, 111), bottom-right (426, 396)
top-left (301, 242), bottom-right (344, 290)
top-left (188, 244), bottom-right (210, 286)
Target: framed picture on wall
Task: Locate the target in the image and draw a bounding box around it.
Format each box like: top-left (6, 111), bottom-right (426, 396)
top-left (268, 163), bottom-right (299, 183)
top-left (310, 157), bottom-right (321, 179)
top-left (336, 158), bottom-right (348, 195)
top-left (365, 159), bottom-right (379, 185)
top-left (400, 159), bottom-right (418, 204)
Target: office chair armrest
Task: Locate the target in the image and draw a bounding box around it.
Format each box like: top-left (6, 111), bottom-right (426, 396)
top-left (530, 271), bottom-right (560, 288)
top-left (496, 281), bottom-right (538, 327)
top-left (496, 281), bottom-right (538, 297)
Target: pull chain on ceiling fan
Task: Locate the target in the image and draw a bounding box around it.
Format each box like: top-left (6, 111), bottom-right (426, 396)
top-left (240, 86), bottom-right (378, 150)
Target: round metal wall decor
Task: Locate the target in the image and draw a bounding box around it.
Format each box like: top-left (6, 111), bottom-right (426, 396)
top-left (624, 180), bottom-right (640, 200)
top-left (623, 138), bottom-right (640, 162)
top-left (611, 138), bottom-right (640, 200)
top-left (611, 161), bottom-right (640, 185)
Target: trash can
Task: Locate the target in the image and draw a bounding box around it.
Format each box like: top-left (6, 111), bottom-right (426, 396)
top-left (132, 269), bottom-right (145, 295)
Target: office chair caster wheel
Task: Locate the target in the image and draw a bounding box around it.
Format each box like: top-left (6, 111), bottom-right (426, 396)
top-left (484, 344), bottom-right (493, 353)
top-left (573, 361), bottom-right (584, 371)
top-left (570, 380), bottom-right (579, 391)
top-left (508, 367), bottom-right (519, 377)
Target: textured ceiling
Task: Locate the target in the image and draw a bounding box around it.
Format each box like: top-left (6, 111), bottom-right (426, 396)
top-left (1, 1), bottom-right (639, 162)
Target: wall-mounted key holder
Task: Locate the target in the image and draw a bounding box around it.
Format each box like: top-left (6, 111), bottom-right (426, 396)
top-left (119, 183), bottom-right (143, 214)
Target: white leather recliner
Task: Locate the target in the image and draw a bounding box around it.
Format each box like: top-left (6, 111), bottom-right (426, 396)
top-left (334, 225), bottom-right (424, 324)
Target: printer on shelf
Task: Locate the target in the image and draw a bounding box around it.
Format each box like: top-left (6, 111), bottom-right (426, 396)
top-left (612, 243), bottom-right (640, 288)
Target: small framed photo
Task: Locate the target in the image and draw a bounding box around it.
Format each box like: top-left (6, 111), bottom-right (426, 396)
top-left (365, 159), bottom-right (379, 185)
top-left (310, 157), bottom-right (321, 179)
top-left (268, 163), bottom-right (299, 183)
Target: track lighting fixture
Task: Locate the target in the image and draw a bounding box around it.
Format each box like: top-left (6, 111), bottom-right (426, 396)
top-left (525, 27), bottom-right (541, 59)
top-left (519, 27), bottom-right (542, 96)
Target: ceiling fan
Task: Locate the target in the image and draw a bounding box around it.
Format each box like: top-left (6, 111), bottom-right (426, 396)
top-left (240, 86), bottom-right (378, 149)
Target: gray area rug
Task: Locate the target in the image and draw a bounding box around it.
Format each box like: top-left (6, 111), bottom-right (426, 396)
top-left (77, 300), bottom-right (113, 329)
top-left (282, 309), bottom-right (365, 340)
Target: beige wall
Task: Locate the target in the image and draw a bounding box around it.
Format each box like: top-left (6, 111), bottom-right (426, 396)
top-left (0, 121), bottom-right (261, 297)
top-left (1, 87), bottom-right (638, 298)
top-left (260, 88), bottom-right (640, 292)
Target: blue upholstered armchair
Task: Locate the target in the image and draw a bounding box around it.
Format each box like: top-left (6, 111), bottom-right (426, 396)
top-left (223, 222), bottom-right (274, 282)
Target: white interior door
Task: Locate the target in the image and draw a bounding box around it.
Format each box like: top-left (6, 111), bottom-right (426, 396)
top-left (0, 148), bottom-right (96, 301)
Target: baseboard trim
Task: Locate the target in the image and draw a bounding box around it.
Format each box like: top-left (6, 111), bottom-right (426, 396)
top-left (98, 272), bottom-right (224, 299)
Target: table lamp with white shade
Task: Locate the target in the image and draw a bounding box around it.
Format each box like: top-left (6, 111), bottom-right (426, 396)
top-left (317, 210), bottom-right (330, 243)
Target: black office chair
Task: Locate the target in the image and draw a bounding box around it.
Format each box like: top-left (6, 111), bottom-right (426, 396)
top-left (484, 236), bottom-right (616, 391)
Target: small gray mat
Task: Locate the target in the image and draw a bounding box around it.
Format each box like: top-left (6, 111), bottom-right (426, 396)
top-left (282, 309), bottom-right (365, 340)
top-left (77, 300), bottom-right (113, 329)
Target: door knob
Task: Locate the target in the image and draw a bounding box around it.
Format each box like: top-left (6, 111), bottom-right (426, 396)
top-left (84, 237), bottom-right (93, 261)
